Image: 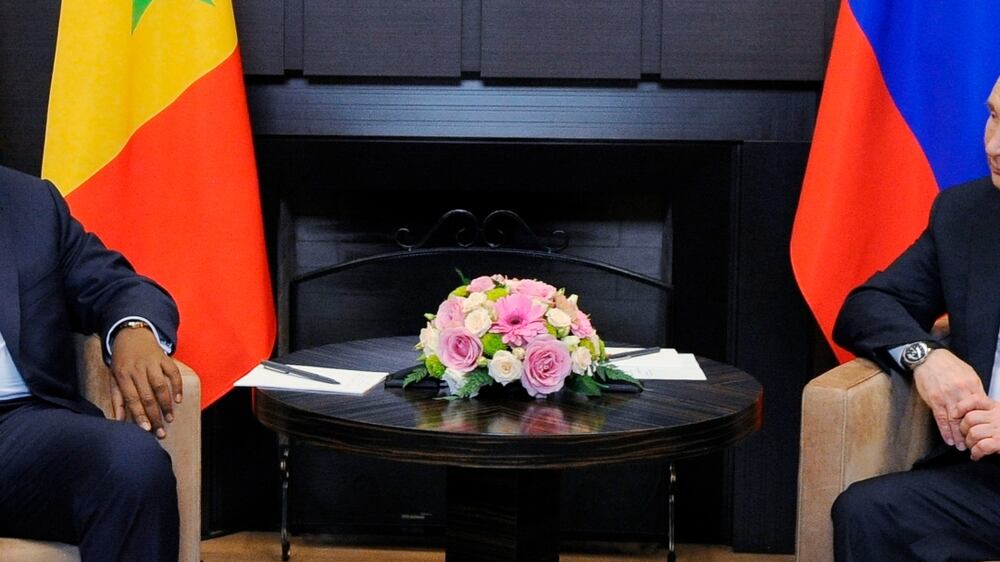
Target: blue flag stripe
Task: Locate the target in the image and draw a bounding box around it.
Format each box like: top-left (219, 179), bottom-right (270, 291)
top-left (849, 0), bottom-right (1000, 189)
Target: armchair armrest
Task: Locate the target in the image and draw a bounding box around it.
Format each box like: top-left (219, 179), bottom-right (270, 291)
top-left (75, 335), bottom-right (201, 562)
top-left (796, 358), bottom-right (934, 562)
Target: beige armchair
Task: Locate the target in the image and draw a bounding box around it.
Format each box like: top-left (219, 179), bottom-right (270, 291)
top-left (0, 335), bottom-right (201, 562)
top-left (796, 357), bottom-right (934, 562)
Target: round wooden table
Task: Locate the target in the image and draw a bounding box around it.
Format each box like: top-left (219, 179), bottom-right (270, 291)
top-left (254, 336), bottom-right (762, 562)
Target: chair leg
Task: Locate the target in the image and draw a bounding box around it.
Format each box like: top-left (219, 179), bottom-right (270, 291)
top-left (279, 434), bottom-right (290, 561)
top-left (668, 462), bottom-right (676, 562)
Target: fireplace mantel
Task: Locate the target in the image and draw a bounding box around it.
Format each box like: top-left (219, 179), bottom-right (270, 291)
top-left (247, 78), bottom-right (818, 142)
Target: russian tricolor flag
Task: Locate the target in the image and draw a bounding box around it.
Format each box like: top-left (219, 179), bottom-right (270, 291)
top-left (791, 1), bottom-right (1000, 361)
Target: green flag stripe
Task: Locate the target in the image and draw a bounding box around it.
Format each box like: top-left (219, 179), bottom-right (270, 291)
top-left (132, 0), bottom-right (215, 33)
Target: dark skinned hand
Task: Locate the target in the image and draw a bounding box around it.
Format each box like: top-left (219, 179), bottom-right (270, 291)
top-left (110, 327), bottom-right (183, 439)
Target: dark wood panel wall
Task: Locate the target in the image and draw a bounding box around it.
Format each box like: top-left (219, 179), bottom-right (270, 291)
top-left (481, 0), bottom-right (643, 79)
top-left (234, 0), bottom-right (832, 80)
top-left (303, 0), bottom-right (463, 77)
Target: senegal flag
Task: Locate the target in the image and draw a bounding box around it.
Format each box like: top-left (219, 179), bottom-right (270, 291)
top-left (42, 0), bottom-right (276, 407)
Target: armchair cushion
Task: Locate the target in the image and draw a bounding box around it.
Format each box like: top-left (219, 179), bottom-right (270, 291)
top-left (796, 358), bottom-right (934, 562)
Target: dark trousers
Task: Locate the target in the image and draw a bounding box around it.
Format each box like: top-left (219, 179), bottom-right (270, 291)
top-left (832, 450), bottom-right (1000, 562)
top-left (0, 398), bottom-right (179, 561)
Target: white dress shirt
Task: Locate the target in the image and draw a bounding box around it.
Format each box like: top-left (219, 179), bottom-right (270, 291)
top-left (0, 330), bottom-right (30, 401)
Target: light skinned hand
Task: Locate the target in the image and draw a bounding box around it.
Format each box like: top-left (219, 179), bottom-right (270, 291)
top-left (959, 395), bottom-right (1000, 461)
top-left (110, 327), bottom-right (183, 439)
top-left (912, 348), bottom-right (986, 451)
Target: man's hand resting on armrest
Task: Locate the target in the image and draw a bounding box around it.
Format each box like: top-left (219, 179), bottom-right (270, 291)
top-left (110, 327), bottom-right (183, 439)
top-left (912, 348), bottom-right (986, 451)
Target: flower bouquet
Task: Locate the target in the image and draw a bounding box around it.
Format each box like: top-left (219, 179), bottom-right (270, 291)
top-left (406, 273), bottom-right (643, 399)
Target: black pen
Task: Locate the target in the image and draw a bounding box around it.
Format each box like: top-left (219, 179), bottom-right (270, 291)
top-left (607, 347), bottom-right (661, 361)
top-left (261, 360), bottom-right (340, 385)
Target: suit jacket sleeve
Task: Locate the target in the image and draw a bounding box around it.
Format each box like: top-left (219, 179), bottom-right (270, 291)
top-left (833, 195), bottom-right (947, 374)
top-left (45, 182), bottom-right (179, 353)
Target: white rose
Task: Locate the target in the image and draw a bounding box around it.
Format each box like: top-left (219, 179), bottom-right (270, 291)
top-left (589, 336), bottom-right (602, 355)
top-left (562, 335), bottom-right (580, 349)
top-left (462, 291), bottom-right (488, 312)
top-left (418, 323), bottom-right (440, 354)
top-left (443, 368), bottom-right (473, 396)
top-left (464, 308), bottom-right (493, 337)
top-left (488, 350), bottom-right (523, 385)
top-left (571, 346), bottom-right (593, 375)
top-left (546, 308), bottom-right (572, 329)
top-left (512, 347), bottom-right (526, 360)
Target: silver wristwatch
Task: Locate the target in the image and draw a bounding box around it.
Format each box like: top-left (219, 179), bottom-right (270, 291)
top-left (900, 340), bottom-right (942, 371)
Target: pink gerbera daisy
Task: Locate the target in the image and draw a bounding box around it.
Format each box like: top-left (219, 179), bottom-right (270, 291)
top-left (490, 293), bottom-right (548, 347)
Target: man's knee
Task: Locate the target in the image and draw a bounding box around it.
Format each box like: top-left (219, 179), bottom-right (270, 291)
top-left (832, 476), bottom-right (903, 531)
top-left (99, 424), bottom-right (176, 506)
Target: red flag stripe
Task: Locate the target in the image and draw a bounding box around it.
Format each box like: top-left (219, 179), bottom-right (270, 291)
top-left (790, 1), bottom-right (938, 361)
top-left (67, 49), bottom-right (275, 407)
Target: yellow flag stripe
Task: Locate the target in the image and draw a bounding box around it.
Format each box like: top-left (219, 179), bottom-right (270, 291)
top-left (42, 0), bottom-right (238, 194)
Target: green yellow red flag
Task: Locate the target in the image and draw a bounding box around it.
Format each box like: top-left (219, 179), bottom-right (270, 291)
top-left (42, 0), bottom-right (276, 408)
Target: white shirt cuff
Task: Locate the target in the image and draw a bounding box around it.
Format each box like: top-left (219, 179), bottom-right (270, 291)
top-left (888, 344), bottom-right (907, 371)
top-left (106, 316), bottom-right (174, 357)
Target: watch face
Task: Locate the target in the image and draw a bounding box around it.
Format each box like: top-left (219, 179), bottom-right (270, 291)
top-left (903, 342), bottom-right (928, 366)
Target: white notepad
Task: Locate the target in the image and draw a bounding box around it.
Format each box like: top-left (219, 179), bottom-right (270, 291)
top-left (234, 364), bottom-right (387, 395)
top-left (604, 347), bottom-right (707, 381)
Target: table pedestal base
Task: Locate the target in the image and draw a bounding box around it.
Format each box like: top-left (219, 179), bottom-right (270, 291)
top-left (446, 467), bottom-right (560, 562)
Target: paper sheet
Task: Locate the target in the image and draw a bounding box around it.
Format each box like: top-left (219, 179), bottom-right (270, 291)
top-left (235, 364), bottom-right (387, 395)
top-left (604, 347), bottom-right (707, 381)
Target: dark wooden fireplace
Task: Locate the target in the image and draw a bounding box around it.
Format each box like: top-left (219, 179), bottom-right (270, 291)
top-left (234, 102), bottom-right (823, 548)
top-left (257, 137), bottom-right (731, 544)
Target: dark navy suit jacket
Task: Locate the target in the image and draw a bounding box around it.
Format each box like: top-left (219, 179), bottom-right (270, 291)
top-left (834, 177), bottom-right (1000, 383)
top-left (0, 165), bottom-right (178, 415)
top-left (834, 177), bottom-right (1000, 463)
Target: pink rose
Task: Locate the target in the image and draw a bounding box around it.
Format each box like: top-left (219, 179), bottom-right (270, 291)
top-left (490, 293), bottom-right (548, 347)
top-left (571, 310), bottom-right (596, 338)
top-left (512, 278), bottom-right (557, 302)
top-left (434, 297), bottom-right (466, 330)
top-left (521, 337), bottom-right (572, 397)
top-left (437, 328), bottom-right (484, 373)
top-left (468, 276), bottom-right (495, 293)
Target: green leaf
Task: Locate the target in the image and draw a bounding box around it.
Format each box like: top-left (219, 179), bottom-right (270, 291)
top-left (455, 268), bottom-right (470, 285)
top-left (455, 370), bottom-right (494, 398)
top-left (402, 366), bottom-right (429, 388)
top-left (565, 374), bottom-right (607, 397)
top-left (597, 363), bottom-right (644, 390)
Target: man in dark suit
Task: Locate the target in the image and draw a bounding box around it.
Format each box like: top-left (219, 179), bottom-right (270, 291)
top-left (831, 76), bottom-right (1000, 560)
top-left (0, 165), bottom-right (182, 561)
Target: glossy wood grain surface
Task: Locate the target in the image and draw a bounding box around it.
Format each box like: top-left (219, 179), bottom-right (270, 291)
top-left (254, 337), bottom-right (762, 469)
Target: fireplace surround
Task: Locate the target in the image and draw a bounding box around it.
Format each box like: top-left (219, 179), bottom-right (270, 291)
top-left (254, 135), bottom-right (746, 544)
